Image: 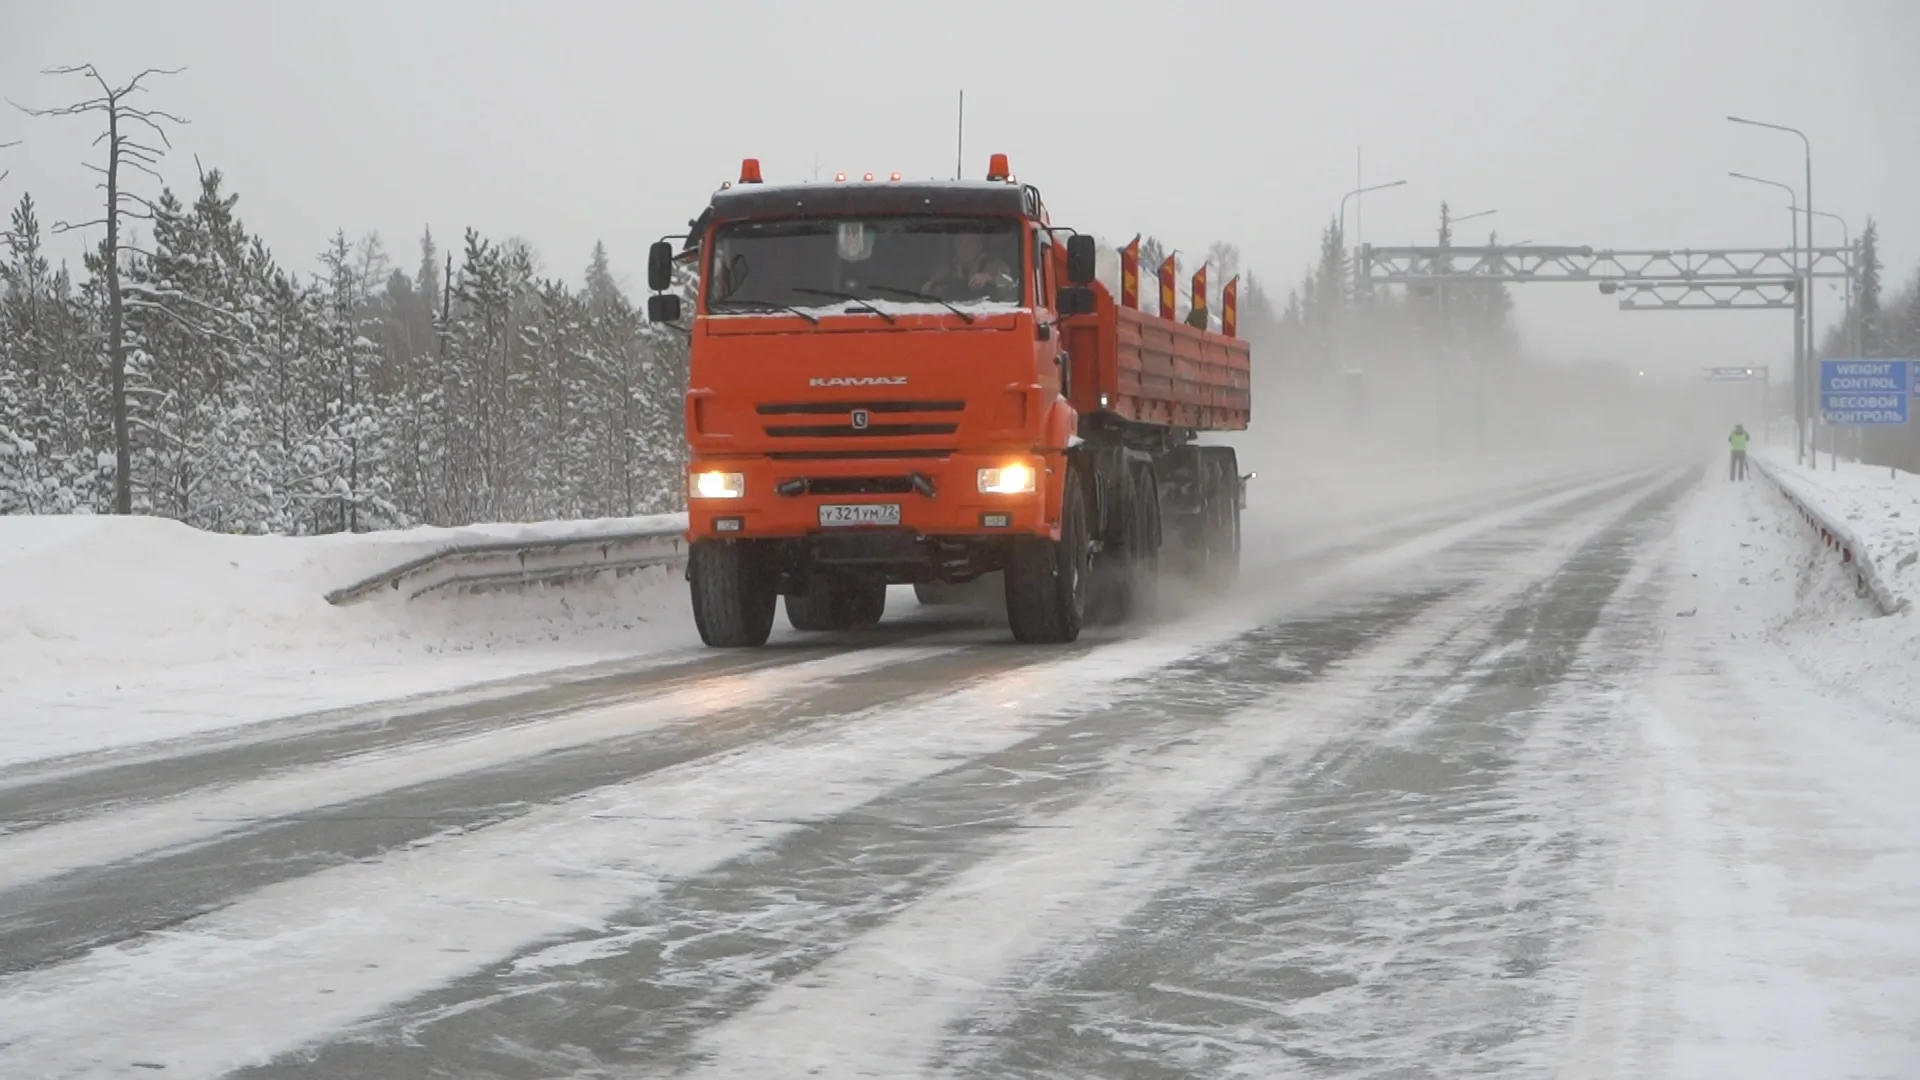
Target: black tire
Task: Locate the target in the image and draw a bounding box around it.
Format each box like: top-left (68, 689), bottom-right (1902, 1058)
top-left (1205, 461), bottom-right (1241, 590)
top-left (688, 539), bottom-right (776, 648)
top-left (840, 577), bottom-right (887, 627)
top-left (784, 581), bottom-right (841, 631)
top-left (1125, 465), bottom-right (1163, 620)
top-left (785, 574), bottom-right (887, 631)
top-left (1005, 464), bottom-right (1092, 644)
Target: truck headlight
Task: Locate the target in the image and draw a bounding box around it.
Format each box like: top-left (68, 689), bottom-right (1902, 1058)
top-left (977, 462), bottom-right (1036, 495)
top-left (692, 470), bottom-right (745, 499)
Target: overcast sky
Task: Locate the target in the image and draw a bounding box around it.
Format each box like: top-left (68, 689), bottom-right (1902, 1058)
top-left (3, 0), bottom-right (1915, 374)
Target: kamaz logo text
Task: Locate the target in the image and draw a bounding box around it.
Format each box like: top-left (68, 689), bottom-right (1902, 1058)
top-left (809, 376), bottom-right (908, 387)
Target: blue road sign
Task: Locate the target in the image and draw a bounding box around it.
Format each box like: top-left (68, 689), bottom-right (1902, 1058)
top-left (1820, 359), bottom-right (1910, 425)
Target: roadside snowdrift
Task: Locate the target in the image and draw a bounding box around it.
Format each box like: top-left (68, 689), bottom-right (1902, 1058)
top-left (1582, 461), bottom-right (1920, 1077)
top-left (1758, 446), bottom-right (1920, 614)
top-left (1695, 461), bottom-right (1920, 722)
top-left (1, 513), bottom-right (695, 765)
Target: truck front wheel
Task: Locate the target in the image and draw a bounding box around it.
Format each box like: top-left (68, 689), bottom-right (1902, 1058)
top-left (1004, 466), bottom-right (1092, 644)
top-left (688, 539), bottom-right (777, 648)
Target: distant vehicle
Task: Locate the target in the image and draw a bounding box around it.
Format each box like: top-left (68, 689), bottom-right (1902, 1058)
top-left (648, 155), bottom-right (1253, 647)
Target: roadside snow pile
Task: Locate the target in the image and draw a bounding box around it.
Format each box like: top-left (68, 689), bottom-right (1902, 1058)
top-left (0, 513), bottom-right (694, 765)
top-left (1756, 446), bottom-right (1920, 614)
top-left (1712, 457), bottom-right (1920, 721)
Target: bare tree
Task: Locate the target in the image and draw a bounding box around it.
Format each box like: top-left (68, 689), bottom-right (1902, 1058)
top-left (13, 65), bottom-right (186, 513)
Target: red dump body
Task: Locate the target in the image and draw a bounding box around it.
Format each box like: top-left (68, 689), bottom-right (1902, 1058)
top-left (1060, 281), bottom-right (1252, 433)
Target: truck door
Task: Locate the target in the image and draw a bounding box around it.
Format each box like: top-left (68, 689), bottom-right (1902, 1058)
top-left (1032, 226), bottom-right (1062, 393)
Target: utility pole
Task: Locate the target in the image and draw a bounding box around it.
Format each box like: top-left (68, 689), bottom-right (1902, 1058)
top-left (1435, 204), bottom-right (1495, 456)
top-left (1730, 115), bottom-right (1816, 465)
top-left (1730, 172), bottom-right (1803, 462)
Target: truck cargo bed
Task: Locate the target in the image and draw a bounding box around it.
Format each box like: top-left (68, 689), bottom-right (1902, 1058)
top-left (1062, 288), bottom-right (1251, 433)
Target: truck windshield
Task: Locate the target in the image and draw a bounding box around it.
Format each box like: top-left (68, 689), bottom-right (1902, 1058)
top-left (705, 216), bottom-right (1023, 315)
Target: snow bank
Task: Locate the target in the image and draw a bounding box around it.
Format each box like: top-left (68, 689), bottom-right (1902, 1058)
top-left (0, 513), bottom-right (695, 766)
top-left (1597, 468), bottom-right (1920, 1075)
top-left (1715, 456), bottom-right (1920, 723)
top-left (1755, 446), bottom-right (1920, 614)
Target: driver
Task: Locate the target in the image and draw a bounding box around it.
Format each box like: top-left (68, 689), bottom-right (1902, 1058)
top-left (922, 233), bottom-right (1011, 299)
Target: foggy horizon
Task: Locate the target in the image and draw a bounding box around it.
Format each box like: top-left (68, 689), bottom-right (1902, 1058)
top-left (4, 0), bottom-right (1918, 377)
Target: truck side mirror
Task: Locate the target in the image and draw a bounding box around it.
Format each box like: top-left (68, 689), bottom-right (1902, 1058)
top-left (1066, 234), bottom-right (1096, 285)
top-left (648, 241), bottom-right (675, 293)
top-left (1056, 285), bottom-right (1095, 317)
top-left (647, 293), bottom-right (682, 324)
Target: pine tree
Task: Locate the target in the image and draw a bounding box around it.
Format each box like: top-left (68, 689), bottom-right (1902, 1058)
top-left (1855, 218), bottom-right (1884, 357)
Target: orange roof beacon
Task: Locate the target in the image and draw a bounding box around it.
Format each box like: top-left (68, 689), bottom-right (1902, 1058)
top-left (646, 155), bottom-right (1253, 647)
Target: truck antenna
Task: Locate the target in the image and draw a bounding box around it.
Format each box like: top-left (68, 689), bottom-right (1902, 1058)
top-left (956, 89), bottom-right (964, 180)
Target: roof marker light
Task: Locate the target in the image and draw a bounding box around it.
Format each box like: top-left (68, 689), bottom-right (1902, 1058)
top-left (862, 171), bottom-right (875, 181)
top-left (986, 153), bottom-right (1011, 182)
top-left (834, 172), bottom-right (847, 182)
top-left (739, 158), bottom-right (763, 184)
top-left (889, 171), bottom-right (902, 181)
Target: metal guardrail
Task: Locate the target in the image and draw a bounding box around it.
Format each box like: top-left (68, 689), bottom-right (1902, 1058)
top-left (1754, 459), bottom-right (1906, 616)
top-left (325, 523), bottom-right (689, 607)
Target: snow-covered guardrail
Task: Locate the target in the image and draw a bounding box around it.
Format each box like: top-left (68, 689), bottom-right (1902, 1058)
top-left (325, 524), bottom-right (689, 607)
top-left (1753, 458), bottom-right (1906, 616)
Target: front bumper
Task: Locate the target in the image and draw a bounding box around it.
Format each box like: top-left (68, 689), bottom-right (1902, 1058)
top-left (684, 451), bottom-right (1057, 542)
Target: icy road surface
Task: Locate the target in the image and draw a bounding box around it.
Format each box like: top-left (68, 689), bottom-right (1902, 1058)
top-left (1, 463), bottom-right (1916, 1079)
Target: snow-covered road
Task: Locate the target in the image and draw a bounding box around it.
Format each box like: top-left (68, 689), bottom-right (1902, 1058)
top-left (2, 461), bottom-right (1916, 1079)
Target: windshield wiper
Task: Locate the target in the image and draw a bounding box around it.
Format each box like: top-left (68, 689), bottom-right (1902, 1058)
top-left (709, 297), bottom-right (821, 325)
top-left (789, 287), bottom-right (900, 325)
top-left (862, 284), bottom-right (978, 324)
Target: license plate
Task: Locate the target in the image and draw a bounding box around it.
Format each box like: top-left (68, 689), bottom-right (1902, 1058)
top-left (817, 503), bottom-right (902, 527)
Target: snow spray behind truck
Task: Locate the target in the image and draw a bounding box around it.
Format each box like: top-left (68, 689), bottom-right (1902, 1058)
top-left (646, 155), bottom-right (1252, 648)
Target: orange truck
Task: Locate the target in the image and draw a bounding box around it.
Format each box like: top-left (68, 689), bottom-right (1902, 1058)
top-left (646, 154), bottom-right (1252, 648)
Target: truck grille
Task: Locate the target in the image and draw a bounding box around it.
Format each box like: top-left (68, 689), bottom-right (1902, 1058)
top-left (765, 422), bottom-right (957, 438)
top-left (755, 400), bottom-right (965, 415)
top-left (779, 475), bottom-right (932, 497)
top-left (757, 399), bottom-right (964, 439)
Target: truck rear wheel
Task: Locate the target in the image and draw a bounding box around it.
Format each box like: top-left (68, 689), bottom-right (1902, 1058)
top-left (786, 574), bottom-right (887, 631)
top-left (1207, 461), bottom-right (1242, 589)
top-left (1005, 465), bottom-right (1091, 644)
top-left (689, 539), bottom-right (776, 648)
top-left (1122, 465), bottom-right (1163, 620)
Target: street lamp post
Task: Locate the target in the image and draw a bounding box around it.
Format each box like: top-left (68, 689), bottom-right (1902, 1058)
top-left (1334, 179), bottom-right (1407, 433)
top-left (1729, 171), bottom-right (1803, 461)
top-left (1730, 116), bottom-right (1816, 466)
top-left (1806, 208), bottom-right (1856, 471)
top-left (1338, 179), bottom-right (1406, 253)
top-left (1339, 179), bottom-right (1406, 300)
top-left (1435, 206), bottom-right (1496, 454)
top-left (1807, 209), bottom-right (1854, 355)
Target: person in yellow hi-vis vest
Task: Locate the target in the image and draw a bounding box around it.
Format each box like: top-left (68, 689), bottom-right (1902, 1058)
top-left (1728, 423), bottom-right (1749, 480)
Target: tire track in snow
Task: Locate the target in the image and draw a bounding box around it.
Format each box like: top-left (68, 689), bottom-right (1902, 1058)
top-left (0, 621), bottom-right (982, 829)
top-left (926, 473), bottom-right (1685, 1080)
top-left (227, 592), bottom-right (1457, 1080)
top-left (0, 583), bottom-right (1441, 1080)
top-left (220, 475), bottom-right (1677, 1079)
top-left (0, 641), bottom-right (1038, 975)
top-left (0, 469), bottom-right (1664, 1079)
top-left (0, 471), bottom-right (1656, 903)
